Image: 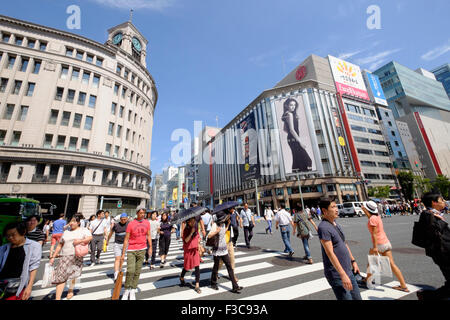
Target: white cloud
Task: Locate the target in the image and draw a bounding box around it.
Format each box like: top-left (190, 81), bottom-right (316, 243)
top-left (338, 50), bottom-right (363, 60)
top-left (355, 49), bottom-right (401, 66)
top-left (421, 40), bottom-right (450, 61)
top-left (90, 0), bottom-right (175, 11)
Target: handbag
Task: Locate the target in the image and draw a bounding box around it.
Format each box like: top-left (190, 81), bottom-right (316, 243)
top-left (206, 234), bottom-right (219, 248)
top-left (75, 242), bottom-right (89, 257)
top-left (295, 213), bottom-right (309, 238)
top-left (368, 253), bottom-right (392, 278)
top-left (0, 278), bottom-right (21, 299)
top-left (41, 263), bottom-right (54, 288)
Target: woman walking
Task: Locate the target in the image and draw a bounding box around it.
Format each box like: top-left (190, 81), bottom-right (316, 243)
top-left (362, 201), bottom-right (409, 292)
top-left (49, 213), bottom-right (92, 300)
top-left (0, 222), bottom-right (41, 300)
top-left (293, 206), bottom-right (318, 264)
top-left (148, 211), bottom-right (160, 269)
top-left (179, 217), bottom-right (201, 294)
top-left (158, 212), bottom-right (175, 268)
top-left (208, 212), bottom-right (243, 294)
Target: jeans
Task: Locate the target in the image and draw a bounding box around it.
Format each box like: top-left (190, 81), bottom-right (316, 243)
top-left (301, 237), bottom-right (311, 259)
top-left (125, 250), bottom-right (146, 289)
top-left (151, 239), bottom-right (157, 265)
top-left (327, 273), bottom-right (362, 300)
top-left (90, 234), bottom-right (104, 263)
top-left (243, 226), bottom-right (253, 247)
top-left (266, 220), bottom-right (272, 233)
top-left (280, 225), bottom-right (293, 253)
top-left (232, 226), bottom-right (239, 246)
top-left (176, 224), bottom-right (181, 239)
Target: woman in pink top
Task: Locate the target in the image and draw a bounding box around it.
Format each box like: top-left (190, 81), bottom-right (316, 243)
top-left (362, 201), bottom-right (409, 292)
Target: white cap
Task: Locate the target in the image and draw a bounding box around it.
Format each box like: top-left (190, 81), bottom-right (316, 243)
top-left (364, 201), bottom-right (378, 214)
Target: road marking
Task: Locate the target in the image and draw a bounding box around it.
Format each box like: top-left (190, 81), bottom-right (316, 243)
top-left (361, 281), bottom-right (421, 300)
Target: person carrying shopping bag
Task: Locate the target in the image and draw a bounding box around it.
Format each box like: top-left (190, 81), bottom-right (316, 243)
top-left (293, 204), bottom-right (318, 264)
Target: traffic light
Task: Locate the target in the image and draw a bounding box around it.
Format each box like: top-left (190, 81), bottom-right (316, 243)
top-left (415, 161), bottom-right (419, 168)
top-left (393, 161), bottom-right (398, 169)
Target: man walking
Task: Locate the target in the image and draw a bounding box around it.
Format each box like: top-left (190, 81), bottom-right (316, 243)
top-left (107, 213), bottom-right (129, 280)
top-left (230, 208), bottom-right (241, 248)
top-left (121, 207), bottom-right (151, 300)
top-left (318, 198), bottom-right (362, 300)
top-left (49, 213), bottom-right (66, 259)
top-left (89, 210), bottom-right (107, 265)
top-left (274, 204), bottom-right (295, 257)
top-left (239, 203), bottom-right (255, 249)
top-left (264, 206), bottom-right (274, 235)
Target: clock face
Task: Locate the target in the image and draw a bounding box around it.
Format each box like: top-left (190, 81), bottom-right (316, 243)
top-left (132, 37), bottom-right (142, 52)
top-left (112, 33), bottom-right (123, 45)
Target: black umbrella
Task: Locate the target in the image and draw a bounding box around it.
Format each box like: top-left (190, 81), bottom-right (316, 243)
top-left (169, 206), bottom-right (207, 225)
top-left (212, 201), bottom-right (240, 214)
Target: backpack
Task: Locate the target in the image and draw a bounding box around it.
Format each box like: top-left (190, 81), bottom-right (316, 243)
top-left (412, 219), bottom-right (430, 248)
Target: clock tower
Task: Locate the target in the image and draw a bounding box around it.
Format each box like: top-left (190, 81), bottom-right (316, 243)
top-left (107, 20), bottom-right (148, 67)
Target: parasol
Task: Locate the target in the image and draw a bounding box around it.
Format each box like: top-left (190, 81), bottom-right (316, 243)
top-left (169, 206), bottom-right (207, 225)
top-left (212, 201), bottom-right (240, 214)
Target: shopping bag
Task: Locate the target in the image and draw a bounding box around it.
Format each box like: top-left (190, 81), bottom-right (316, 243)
top-left (368, 253), bottom-right (392, 278)
top-left (41, 263), bottom-right (54, 288)
top-left (103, 239), bottom-right (107, 252)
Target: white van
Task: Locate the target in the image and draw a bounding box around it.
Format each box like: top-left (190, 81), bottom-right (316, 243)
top-left (341, 202), bottom-right (364, 217)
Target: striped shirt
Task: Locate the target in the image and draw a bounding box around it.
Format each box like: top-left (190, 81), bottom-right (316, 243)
top-left (26, 228), bottom-right (45, 243)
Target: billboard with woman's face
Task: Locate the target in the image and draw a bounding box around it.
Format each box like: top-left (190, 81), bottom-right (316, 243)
top-left (273, 96), bottom-right (316, 175)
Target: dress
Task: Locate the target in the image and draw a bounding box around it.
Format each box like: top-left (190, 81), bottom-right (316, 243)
top-left (282, 112), bottom-right (312, 172)
top-left (182, 229), bottom-right (200, 270)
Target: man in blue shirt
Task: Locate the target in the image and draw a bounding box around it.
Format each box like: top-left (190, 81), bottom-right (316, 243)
top-left (318, 198), bottom-right (362, 300)
top-left (49, 213), bottom-right (67, 259)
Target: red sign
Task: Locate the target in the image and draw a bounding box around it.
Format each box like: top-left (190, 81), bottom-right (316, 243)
top-left (414, 112), bottom-right (442, 175)
top-left (295, 66), bottom-right (307, 81)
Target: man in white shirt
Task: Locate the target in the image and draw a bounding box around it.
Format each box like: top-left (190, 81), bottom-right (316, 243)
top-left (239, 203), bottom-right (255, 249)
top-left (89, 210), bottom-right (108, 265)
top-left (275, 204), bottom-right (295, 257)
top-left (264, 206), bottom-right (274, 235)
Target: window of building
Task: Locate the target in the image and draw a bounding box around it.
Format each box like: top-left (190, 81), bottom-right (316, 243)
top-left (78, 92), bottom-right (86, 105)
top-left (119, 106), bottom-right (124, 118)
top-left (132, 131), bottom-right (136, 143)
top-left (0, 78), bottom-right (8, 92)
top-left (354, 136), bottom-right (370, 143)
top-left (65, 47), bottom-right (74, 57)
top-left (382, 174), bottom-right (395, 180)
top-left (54, 87), bottom-right (64, 101)
top-left (69, 137), bottom-right (78, 150)
top-left (76, 50), bottom-right (84, 60)
top-left (39, 41), bottom-right (47, 51)
top-left (394, 141), bottom-right (399, 147)
top-left (114, 146), bottom-right (119, 157)
top-left (26, 82), bottom-right (35, 96)
top-left (12, 80), bottom-right (22, 95)
top-left (134, 113), bottom-right (137, 124)
top-left (108, 122), bottom-right (114, 135)
top-left (374, 150), bottom-right (389, 157)
top-left (11, 131), bottom-right (21, 146)
top-left (346, 104), bottom-right (360, 114)
top-left (61, 111), bottom-right (71, 126)
top-left (18, 106), bottom-right (28, 121)
top-left (371, 139), bottom-right (385, 146)
top-left (82, 72), bottom-right (90, 84)
top-left (73, 113), bottom-right (82, 128)
top-left (32, 60), bottom-right (41, 74)
top-left (126, 128), bottom-right (130, 140)
top-left (56, 135), bottom-right (65, 149)
top-left (124, 69), bottom-right (129, 79)
top-left (357, 148), bottom-right (373, 155)
top-left (89, 95), bottom-right (97, 108)
top-left (86, 54), bottom-right (94, 63)
top-left (60, 65), bottom-right (69, 79)
top-left (361, 161), bottom-right (377, 167)
top-left (80, 139), bottom-right (89, 152)
top-left (351, 125), bottom-right (366, 132)
top-left (15, 37), bottom-right (23, 46)
top-left (2, 33), bottom-right (10, 43)
top-left (122, 87), bottom-right (126, 98)
top-left (105, 143), bottom-right (111, 156)
top-left (84, 116), bottom-right (93, 130)
top-left (48, 109), bottom-right (58, 124)
top-left (71, 68), bottom-right (80, 81)
top-left (367, 128), bottom-right (382, 135)
top-left (96, 57), bottom-right (103, 67)
top-left (20, 58), bottom-right (29, 72)
top-left (391, 131), bottom-right (396, 136)
top-left (7, 55), bottom-right (16, 69)
top-left (3, 104), bottom-right (15, 119)
top-left (92, 75), bottom-right (100, 88)
top-left (111, 102), bottom-right (117, 115)
top-left (378, 162), bottom-right (391, 168)
top-left (66, 89), bottom-right (75, 103)
top-left (364, 173), bottom-right (380, 180)
top-left (128, 110), bottom-right (132, 121)
top-left (43, 134), bottom-right (53, 148)
top-left (114, 83), bottom-right (119, 95)
top-left (116, 125), bottom-right (122, 138)
top-left (398, 151), bottom-right (403, 157)
top-left (130, 151), bottom-right (134, 161)
top-left (116, 64), bottom-right (122, 75)
top-left (0, 130), bottom-right (6, 145)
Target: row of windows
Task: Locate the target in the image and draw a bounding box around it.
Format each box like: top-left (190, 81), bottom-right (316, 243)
top-left (0, 53), bottom-right (42, 74)
top-left (364, 173), bottom-right (395, 180)
top-left (48, 109), bottom-right (93, 130)
top-left (104, 143), bottom-right (140, 161)
top-left (347, 113), bottom-right (379, 124)
top-left (65, 46), bottom-right (103, 67)
top-left (345, 103), bottom-right (377, 118)
top-left (361, 161), bottom-right (392, 168)
top-left (0, 129), bottom-right (21, 146)
top-left (43, 134), bottom-right (89, 151)
top-left (350, 125), bottom-right (382, 135)
top-left (54, 86), bottom-right (97, 107)
top-left (1, 104), bottom-right (29, 121)
top-left (0, 78), bottom-right (35, 96)
top-left (357, 148), bottom-right (389, 157)
top-left (115, 63), bottom-right (152, 96)
top-left (353, 136), bottom-right (386, 146)
top-left (2, 32), bottom-right (47, 51)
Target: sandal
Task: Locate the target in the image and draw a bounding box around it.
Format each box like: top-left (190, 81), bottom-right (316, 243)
top-left (179, 277), bottom-right (186, 287)
top-left (66, 290), bottom-right (74, 300)
top-left (194, 287), bottom-right (201, 294)
top-left (392, 285), bottom-right (409, 292)
top-left (306, 258), bottom-right (313, 264)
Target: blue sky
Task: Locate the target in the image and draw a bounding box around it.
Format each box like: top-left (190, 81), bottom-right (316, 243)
top-left (2, 0), bottom-right (449, 177)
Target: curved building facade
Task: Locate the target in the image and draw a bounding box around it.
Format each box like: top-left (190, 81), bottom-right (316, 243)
top-left (0, 15), bottom-right (157, 217)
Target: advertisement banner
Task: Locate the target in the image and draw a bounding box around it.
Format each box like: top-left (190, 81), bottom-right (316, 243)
top-left (172, 187), bottom-right (178, 201)
top-left (328, 55), bottom-right (370, 101)
top-left (365, 72), bottom-right (388, 106)
top-left (239, 113), bottom-right (260, 182)
top-left (273, 95), bottom-right (316, 175)
top-left (331, 107), bottom-right (350, 164)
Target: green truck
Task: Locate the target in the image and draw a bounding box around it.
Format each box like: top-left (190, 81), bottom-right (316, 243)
top-left (0, 197), bottom-right (41, 245)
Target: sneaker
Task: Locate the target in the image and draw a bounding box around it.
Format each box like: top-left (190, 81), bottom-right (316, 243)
top-left (288, 251), bottom-right (295, 257)
top-left (129, 289), bottom-right (136, 300)
top-left (230, 288), bottom-right (242, 294)
top-left (114, 271), bottom-right (118, 281)
top-left (210, 285), bottom-right (219, 290)
top-left (122, 289), bottom-right (130, 300)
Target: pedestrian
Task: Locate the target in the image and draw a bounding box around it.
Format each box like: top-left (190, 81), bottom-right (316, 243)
top-left (42, 219), bottom-right (51, 246)
top-left (158, 212), bottom-right (175, 268)
top-left (0, 222), bottom-right (41, 300)
top-left (318, 198), bottom-right (362, 300)
top-left (120, 207), bottom-right (152, 300)
top-left (107, 213), bottom-right (129, 280)
top-left (179, 217), bottom-right (201, 294)
top-left (86, 215), bottom-right (95, 229)
top-left (49, 213), bottom-right (67, 259)
top-left (208, 212), bottom-right (243, 294)
top-left (104, 211), bottom-right (113, 237)
top-left (293, 205), bottom-right (318, 264)
top-left (25, 215), bottom-right (46, 246)
top-left (218, 207), bottom-right (239, 282)
top-left (264, 206), bottom-right (274, 235)
top-left (49, 213), bottom-right (92, 300)
top-left (310, 206), bottom-right (317, 220)
top-left (362, 201), bottom-right (409, 292)
top-left (230, 207), bottom-right (241, 248)
top-left (316, 205), bottom-right (322, 220)
top-left (274, 204), bottom-right (295, 257)
top-left (88, 210), bottom-right (107, 266)
top-left (239, 203), bottom-right (255, 249)
top-left (201, 208), bottom-right (213, 254)
top-left (416, 192), bottom-right (450, 300)
top-left (148, 211), bottom-right (160, 269)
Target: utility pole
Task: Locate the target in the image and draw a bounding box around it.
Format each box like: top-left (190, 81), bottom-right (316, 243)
top-left (252, 179), bottom-right (260, 217)
top-left (295, 172), bottom-right (305, 211)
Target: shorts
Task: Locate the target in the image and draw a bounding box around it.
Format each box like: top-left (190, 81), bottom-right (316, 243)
top-left (51, 233), bottom-right (63, 245)
top-left (114, 243), bottom-right (124, 257)
top-left (377, 242), bottom-right (392, 253)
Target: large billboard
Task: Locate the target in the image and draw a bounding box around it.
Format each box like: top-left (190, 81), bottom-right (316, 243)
top-left (363, 71), bottom-right (388, 106)
top-left (328, 55), bottom-right (370, 101)
top-left (238, 113), bottom-right (260, 182)
top-left (273, 95), bottom-right (317, 175)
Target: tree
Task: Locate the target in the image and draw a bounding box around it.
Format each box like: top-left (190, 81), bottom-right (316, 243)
top-left (368, 186), bottom-right (391, 199)
top-left (432, 174), bottom-right (450, 199)
top-left (397, 171), bottom-right (415, 200)
top-left (414, 175), bottom-right (432, 197)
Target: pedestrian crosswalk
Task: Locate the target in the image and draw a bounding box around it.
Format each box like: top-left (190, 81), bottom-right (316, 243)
top-left (32, 236), bottom-right (421, 300)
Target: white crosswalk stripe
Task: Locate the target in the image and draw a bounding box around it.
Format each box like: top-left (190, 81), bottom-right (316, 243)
top-left (32, 236), bottom-right (420, 300)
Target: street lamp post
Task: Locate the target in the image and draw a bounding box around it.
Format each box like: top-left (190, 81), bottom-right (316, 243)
top-left (251, 179), bottom-right (261, 217)
top-left (295, 172), bottom-right (305, 212)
